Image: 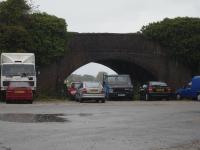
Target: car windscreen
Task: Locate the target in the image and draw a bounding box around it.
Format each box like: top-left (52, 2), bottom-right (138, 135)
top-left (107, 76), bottom-right (131, 85)
top-left (85, 82), bottom-right (101, 88)
top-left (9, 82), bottom-right (30, 88)
top-left (149, 81), bottom-right (167, 87)
top-left (2, 64), bottom-right (35, 76)
top-left (74, 83), bottom-right (81, 88)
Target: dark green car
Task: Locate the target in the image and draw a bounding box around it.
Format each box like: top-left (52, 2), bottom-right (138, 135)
top-left (139, 81), bottom-right (172, 100)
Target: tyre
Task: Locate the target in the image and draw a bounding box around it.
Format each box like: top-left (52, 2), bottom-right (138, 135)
top-left (106, 94), bottom-right (110, 101)
top-left (176, 94), bottom-right (181, 100)
top-left (75, 94), bottom-right (79, 102)
top-left (6, 100), bottom-right (10, 104)
top-left (1, 91), bottom-right (6, 102)
top-left (29, 100), bottom-right (33, 104)
top-left (78, 94), bottom-right (83, 103)
top-left (101, 99), bottom-right (105, 103)
top-left (197, 94), bottom-right (200, 101)
top-left (79, 98), bottom-right (83, 103)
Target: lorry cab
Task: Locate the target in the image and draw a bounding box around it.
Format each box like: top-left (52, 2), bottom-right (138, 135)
top-left (103, 74), bottom-right (133, 100)
top-left (0, 53), bottom-right (36, 100)
top-left (176, 76), bottom-right (200, 100)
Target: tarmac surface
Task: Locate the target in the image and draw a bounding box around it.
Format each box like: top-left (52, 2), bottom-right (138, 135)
top-left (0, 101), bottom-right (200, 150)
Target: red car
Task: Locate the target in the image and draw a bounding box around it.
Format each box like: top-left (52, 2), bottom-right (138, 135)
top-left (6, 81), bottom-right (33, 103)
top-left (67, 82), bottom-right (81, 99)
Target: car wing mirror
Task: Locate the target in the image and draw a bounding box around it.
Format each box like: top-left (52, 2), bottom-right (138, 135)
top-left (142, 84), bottom-right (147, 89)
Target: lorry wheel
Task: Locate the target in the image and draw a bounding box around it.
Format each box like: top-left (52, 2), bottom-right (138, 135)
top-left (176, 94), bottom-right (181, 100)
top-left (197, 94), bottom-right (200, 101)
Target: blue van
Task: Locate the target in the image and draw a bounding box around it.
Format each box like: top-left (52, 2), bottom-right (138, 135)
top-left (176, 76), bottom-right (200, 100)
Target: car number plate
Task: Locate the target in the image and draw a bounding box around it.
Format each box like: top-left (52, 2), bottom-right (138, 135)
top-left (156, 89), bottom-right (164, 92)
top-left (14, 91), bottom-right (25, 94)
top-left (90, 89), bottom-right (98, 93)
top-left (118, 94), bottom-right (125, 96)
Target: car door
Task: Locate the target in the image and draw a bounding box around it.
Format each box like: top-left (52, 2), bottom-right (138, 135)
top-left (182, 82), bottom-right (192, 98)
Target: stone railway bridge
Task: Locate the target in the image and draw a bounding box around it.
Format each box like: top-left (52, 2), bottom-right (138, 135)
top-left (38, 33), bottom-right (191, 94)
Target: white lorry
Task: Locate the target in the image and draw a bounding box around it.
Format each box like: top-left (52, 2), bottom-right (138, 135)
top-left (0, 53), bottom-right (36, 98)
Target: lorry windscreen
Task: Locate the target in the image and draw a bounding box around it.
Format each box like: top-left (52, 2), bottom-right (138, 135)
top-left (2, 64), bottom-right (35, 76)
top-left (107, 76), bottom-right (131, 85)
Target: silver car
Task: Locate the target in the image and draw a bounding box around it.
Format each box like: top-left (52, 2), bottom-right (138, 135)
top-left (75, 81), bottom-right (105, 103)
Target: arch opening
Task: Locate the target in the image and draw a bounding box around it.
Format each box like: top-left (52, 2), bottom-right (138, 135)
top-left (62, 60), bottom-right (157, 98)
top-left (64, 62), bottom-right (117, 85)
top-left (96, 59), bottom-right (157, 84)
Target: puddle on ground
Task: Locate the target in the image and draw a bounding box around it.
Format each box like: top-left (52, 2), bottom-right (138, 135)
top-left (0, 113), bottom-right (69, 123)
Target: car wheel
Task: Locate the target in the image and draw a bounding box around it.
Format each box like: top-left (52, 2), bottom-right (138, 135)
top-left (197, 94), bottom-right (200, 101)
top-left (75, 94), bottom-right (79, 102)
top-left (106, 94), bottom-right (110, 101)
top-left (101, 99), bottom-right (106, 103)
top-left (176, 94), bottom-right (181, 100)
top-left (77, 94), bottom-right (83, 103)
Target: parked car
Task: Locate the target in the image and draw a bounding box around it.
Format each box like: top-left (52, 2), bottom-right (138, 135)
top-left (176, 76), bottom-right (200, 100)
top-left (6, 81), bottom-right (33, 103)
top-left (103, 74), bottom-right (133, 100)
top-left (67, 82), bottom-right (81, 99)
top-left (75, 81), bottom-right (105, 103)
top-left (139, 81), bottom-right (172, 100)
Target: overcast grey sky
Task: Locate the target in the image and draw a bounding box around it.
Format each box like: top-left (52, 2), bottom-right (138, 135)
top-left (72, 62), bottom-right (117, 76)
top-left (35, 0), bottom-right (200, 76)
top-left (36, 0), bottom-right (200, 33)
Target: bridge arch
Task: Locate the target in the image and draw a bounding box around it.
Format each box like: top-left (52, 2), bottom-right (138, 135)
top-left (38, 33), bottom-right (191, 95)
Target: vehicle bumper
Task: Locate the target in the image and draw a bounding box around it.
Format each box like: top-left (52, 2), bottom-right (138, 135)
top-left (82, 94), bottom-right (105, 99)
top-left (6, 95), bottom-right (33, 100)
top-left (108, 92), bottom-right (133, 98)
top-left (149, 92), bottom-right (171, 98)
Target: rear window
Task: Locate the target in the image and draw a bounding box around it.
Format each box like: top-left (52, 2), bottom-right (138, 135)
top-left (9, 82), bottom-right (30, 88)
top-left (85, 82), bottom-right (101, 88)
top-left (74, 83), bottom-right (81, 88)
top-left (149, 81), bottom-right (167, 86)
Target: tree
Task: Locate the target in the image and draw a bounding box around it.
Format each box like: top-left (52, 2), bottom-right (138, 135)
top-left (140, 17), bottom-right (200, 73)
top-left (0, 25), bottom-right (31, 53)
top-left (26, 13), bottom-right (67, 65)
top-left (0, 0), bottom-right (68, 66)
top-left (0, 0), bottom-right (31, 25)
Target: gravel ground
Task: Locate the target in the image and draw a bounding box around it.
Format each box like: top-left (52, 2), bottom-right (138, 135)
top-left (0, 101), bottom-right (200, 150)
